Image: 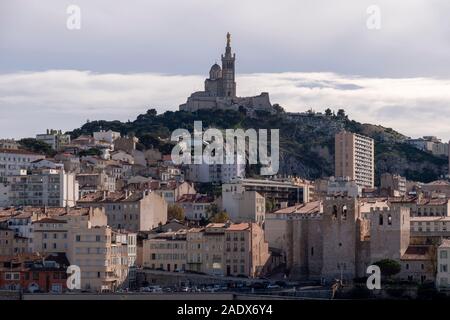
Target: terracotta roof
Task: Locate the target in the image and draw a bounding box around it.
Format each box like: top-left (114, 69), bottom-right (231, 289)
top-left (401, 245), bottom-right (433, 261)
top-left (32, 218), bottom-right (67, 224)
top-left (273, 201), bottom-right (322, 215)
top-left (424, 180), bottom-right (450, 186)
top-left (411, 217), bottom-right (450, 222)
top-left (177, 194), bottom-right (214, 204)
top-left (440, 239), bottom-right (450, 248)
top-left (78, 190), bottom-right (146, 203)
top-left (0, 148), bottom-right (43, 156)
top-left (226, 223), bottom-right (250, 231)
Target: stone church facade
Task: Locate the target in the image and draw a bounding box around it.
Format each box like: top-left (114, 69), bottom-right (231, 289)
top-left (179, 33), bottom-right (275, 115)
top-left (266, 197), bottom-right (436, 284)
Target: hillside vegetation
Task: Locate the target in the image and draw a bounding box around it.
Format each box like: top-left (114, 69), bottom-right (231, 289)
top-left (69, 108), bottom-right (448, 183)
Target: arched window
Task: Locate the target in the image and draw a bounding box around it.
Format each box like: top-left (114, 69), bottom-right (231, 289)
top-left (379, 214), bottom-right (383, 225)
top-left (388, 214), bottom-right (392, 225)
top-left (342, 205), bottom-right (347, 220)
top-left (332, 206), bottom-right (338, 220)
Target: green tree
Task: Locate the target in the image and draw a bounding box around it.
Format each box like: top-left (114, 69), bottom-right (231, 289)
top-left (210, 211), bottom-right (229, 223)
top-left (206, 203), bottom-right (219, 217)
top-left (325, 108), bottom-right (332, 116)
top-left (168, 204), bottom-right (184, 221)
top-left (78, 148), bottom-right (102, 157)
top-left (337, 109), bottom-right (346, 118)
top-left (265, 198), bottom-right (276, 213)
top-left (373, 259), bottom-right (401, 278)
top-left (18, 138), bottom-right (56, 156)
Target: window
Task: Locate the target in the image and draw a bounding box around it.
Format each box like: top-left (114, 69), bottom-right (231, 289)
top-left (332, 206), bottom-right (338, 220)
top-left (441, 250), bottom-right (448, 259)
top-left (311, 247), bottom-right (314, 256)
top-left (76, 235), bottom-right (81, 242)
top-left (342, 205), bottom-right (347, 220)
top-left (388, 214), bottom-right (392, 225)
top-left (379, 214), bottom-right (383, 225)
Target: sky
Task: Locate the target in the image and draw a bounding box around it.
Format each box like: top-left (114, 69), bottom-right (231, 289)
top-left (0, 0), bottom-right (449, 140)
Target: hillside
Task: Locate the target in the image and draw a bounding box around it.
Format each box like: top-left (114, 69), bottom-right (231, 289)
top-left (69, 108), bottom-right (448, 183)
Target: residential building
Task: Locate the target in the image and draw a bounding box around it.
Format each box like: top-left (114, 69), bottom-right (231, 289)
top-left (177, 194), bottom-right (215, 221)
top-left (437, 239), bottom-right (450, 290)
top-left (0, 139), bottom-right (19, 150)
top-left (155, 181), bottom-right (196, 204)
top-left (142, 229), bottom-right (187, 272)
top-left (142, 222), bottom-right (269, 278)
top-left (8, 168), bottom-right (79, 207)
top-left (380, 173), bottom-right (407, 197)
top-left (111, 150), bottom-right (134, 164)
top-left (222, 177), bottom-right (305, 209)
top-left (114, 136), bottom-right (138, 154)
top-left (335, 131), bottom-right (375, 188)
top-left (407, 136), bottom-right (449, 156)
top-left (36, 129), bottom-right (71, 150)
top-left (76, 172), bottom-right (116, 197)
top-left (0, 253), bottom-right (69, 293)
top-left (327, 176), bottom-right (361, 197)
top-left (222, 190), bottom-right (265, 224)
top-left (77, 190), bottom-right (168, 232)
top-left (93, 130), bottom-right (121, 144)
top-left (0, 148), bottom-right (45, 183)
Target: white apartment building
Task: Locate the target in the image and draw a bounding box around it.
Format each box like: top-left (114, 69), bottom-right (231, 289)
top-left (184, 151), bottom-right (245, 184)
top-left (93, 130), bottom-right (121, 144)
top-left (222, 177), bottom-right (305, 208)
top-left (335, 131), bottom-right (374, 188)
top-left (0, 149), bottom-right (45, 183)
top-left (222, 189), bottom-right (265, 224)
top-left (36, 129), bottom-right (71, 150)
top-left (8, 168), bottom-right (79, 207)
top-left (327, 176), bottom-right (361, 197)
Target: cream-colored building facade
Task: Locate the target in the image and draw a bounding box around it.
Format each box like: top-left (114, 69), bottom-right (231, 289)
top-left (142, 222), bottom-right (269, 278)
top-left (335, 131), bottom-right (374, 188)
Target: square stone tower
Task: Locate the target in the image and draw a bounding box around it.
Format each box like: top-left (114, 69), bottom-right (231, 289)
top-left (369, 206), bottom-right (411, 262)
top-left (321, 197), bottom-right (364, 282)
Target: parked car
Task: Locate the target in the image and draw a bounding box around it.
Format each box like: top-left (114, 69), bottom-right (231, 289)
top-left (267, 284), bottom-right (281, 290)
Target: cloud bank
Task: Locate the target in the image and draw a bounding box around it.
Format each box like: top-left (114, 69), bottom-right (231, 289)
top-left (0, 70), bottom-right (449, 141)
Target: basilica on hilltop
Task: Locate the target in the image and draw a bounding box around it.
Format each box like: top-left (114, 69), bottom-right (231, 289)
top-left (179, 33), bottom-right (275, 115)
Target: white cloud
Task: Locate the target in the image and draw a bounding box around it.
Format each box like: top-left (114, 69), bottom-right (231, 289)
top-left (0, 70), bottom-right (449, 141)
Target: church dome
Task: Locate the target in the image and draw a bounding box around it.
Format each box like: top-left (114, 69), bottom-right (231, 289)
top-left (209, 63), bottom-right (222, 80)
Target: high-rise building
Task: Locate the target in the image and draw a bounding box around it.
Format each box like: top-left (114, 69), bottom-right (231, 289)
top-left (8, 168), bottom-right (79, 207)
top-left (335, 131), bottom-right (374, 188)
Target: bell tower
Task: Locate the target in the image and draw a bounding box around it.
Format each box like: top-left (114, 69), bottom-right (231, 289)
top-left (221, 32), bottom-right (236, 98)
